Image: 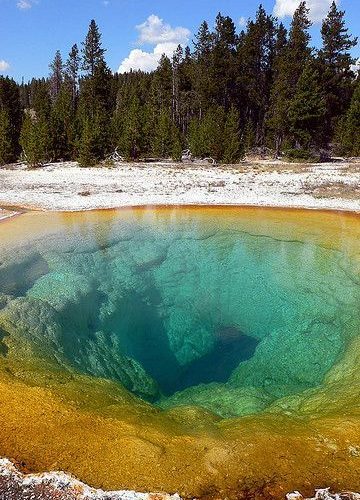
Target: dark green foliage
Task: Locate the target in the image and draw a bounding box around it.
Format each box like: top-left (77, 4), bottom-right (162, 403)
top-left (0, 76), bottom-right (22, 161)
top-left (319, 1), bottom-right (358, 142)
top-left (77, 116), bottom-right (100, 167)
top-left (171, 128), bottom-right (183, 162)
top-left (1, 6), bottom-right (359, 167)
top-left (189, 106), bottom-right (225, 160)
top-left (82, 20), bottom-right (106, 77)
top-left (49, 50), bottom-right (64, 101)
top-left (20, 112), bottom-right (50, 166)
top-left (266, 3), bottom-right (312, 154)
top-left (288, 62), bottom-right (326, 150)
top-left (337, 80), bottom-right (360, 156)
top-left (65, 44), bottom-right (80, 108)
top-left (223, 107), bottom-right (243, 163)
top-left (0, 110), bottom-right (13, 165)
top-left (238, 5), bottom-right (277, 145)
top-left (152, 109), bottom-right (174, 158)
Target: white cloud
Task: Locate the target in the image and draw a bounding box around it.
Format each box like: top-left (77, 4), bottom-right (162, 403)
top-left (118, 15), bottom-right (190, 73)
top-left (118, 42), bottom-right (179, 73)
top-left (136, 14), bottom-right (190, 46)
top-left (17, 0), bottom-right (32, 9)
top-left (239, 17), bottom-right (247, 28)
top-left (0, 60), bottom-right (10, 73)
top-left (273, 0), bottom-right (339, 23)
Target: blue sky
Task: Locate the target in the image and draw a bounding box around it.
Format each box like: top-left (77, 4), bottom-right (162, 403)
top-left (0, 0), bottom-right (359, 82)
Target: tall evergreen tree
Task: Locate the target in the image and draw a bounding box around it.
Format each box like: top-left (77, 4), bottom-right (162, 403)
top-left (49, 50), bottom-right (64, 101)
top-left (118, 95), bottom-right (142, 159)
top-left (288, 62), bottom-right (326, 152)
top-left (172, 45), bottom-right (183, 124)
top-left (223, 106), bottom-right (242, 163)
top-left (152, 109), bottom-right (174, 158)
top-left (82, 20), bottom-right (106, 77)
top-left (192, 21), bottom-right (215, 117)
top-left (78, 21), bottom-right (112, 161)
top-left (212, 13), bottom-right (238, 109)
top-left (239, 5), bottom-right (277, 145)
top-left (78, 115), bottom-right (102, 167)
top-left (266, 24), bottom-right (289, 155)
top-left (319, 1), bottom-right (358, 144)
top-left (266, 3), bottom-right (312, 154)
top-left (0, 109), bottom-right (12, 165)
top-left (65, 44), bottom-right (80, 108)
top-left (50, 84), bottom-right (74, 160)
top-left (287, 1), bottom-right (312, 88)
top-left (190, 106), bottom-right (225, 160)
top-left (20, 111), bottom-right (50, 166)
top-left (0, 76), bottom-right (22, 161)
top-left (338, 79), bottom-right (360, 156)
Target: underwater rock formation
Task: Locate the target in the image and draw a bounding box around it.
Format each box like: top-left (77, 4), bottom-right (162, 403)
top-left (0, 208), bottom-right (359, 417)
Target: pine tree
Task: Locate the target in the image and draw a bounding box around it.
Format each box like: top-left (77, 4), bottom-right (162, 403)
top-left (288, 62), bottom-right (326, 152)
top-left (49, 50), bottom-right (63, 101)
top-left (0, 76), bottom-right (22, 161)
top-left (266, 24), bottom-right (289, 155)
top-left (172, 45), bottom-right (183, 124)
top-left (65, 44), bottom-right (80, 108)
top-left (223, 107), bottom-right (242, 163)
top-left (319, 1), bottom-right (358, 143)
top-left (118, 95), bottom-right (142, 160)
top-left (50, 84), bottom-right (74, 160)
top-left (212, 13), bottom-right (238, 109)
top-left (193, 21), bottom-right (214, 61)
top-left (82, 20), bottom-right (106, 77)
top-left (197, 106), bottom-right (225, 160)
top-left (152, 109), bottom-right (173, 158)
top-left (287, 1), bottom-right (312, 88)
top-left (78, 21), bottom-right (113, 160)
top-left (338, 80), bottom-right (360, 156)
top-left (266, 3), bottom-right (312, 155)
top-left (171, 126), bottom-right (183, 161)
top-left (192, 21), bottom-right (215, 117)
top-left (239, 5), bottom-right (277, 145)
top-left (78, 116), bottom-right (99, 167)
top-left (20, 112), bottom-right (50, 167)
top-left (0, 109), bottom-right (12, 165)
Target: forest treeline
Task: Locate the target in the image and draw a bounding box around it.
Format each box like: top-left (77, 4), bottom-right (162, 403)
top-left (0, 0), bottom-right (359, 167)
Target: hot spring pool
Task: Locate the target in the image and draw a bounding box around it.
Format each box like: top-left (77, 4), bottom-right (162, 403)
top-left (0, 206), bottom-right (359, 497)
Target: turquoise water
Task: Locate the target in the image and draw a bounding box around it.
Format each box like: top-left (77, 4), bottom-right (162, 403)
top-left (0, 208), bottom-right (359, 418)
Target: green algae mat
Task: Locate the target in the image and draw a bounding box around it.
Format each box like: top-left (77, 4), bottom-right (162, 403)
top-left (0, 206), bottom-right (359, 498)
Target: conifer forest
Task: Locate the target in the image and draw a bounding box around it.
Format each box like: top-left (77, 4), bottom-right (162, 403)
top-left (0, 1), bottom-right (359, 167)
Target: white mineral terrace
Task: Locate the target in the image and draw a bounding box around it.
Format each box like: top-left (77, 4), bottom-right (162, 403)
top-left (0, 160), bottom-right (359, 218)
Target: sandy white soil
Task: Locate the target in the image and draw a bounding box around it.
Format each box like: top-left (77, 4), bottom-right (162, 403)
top-left (0, 160), bottom-right (359, 218)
